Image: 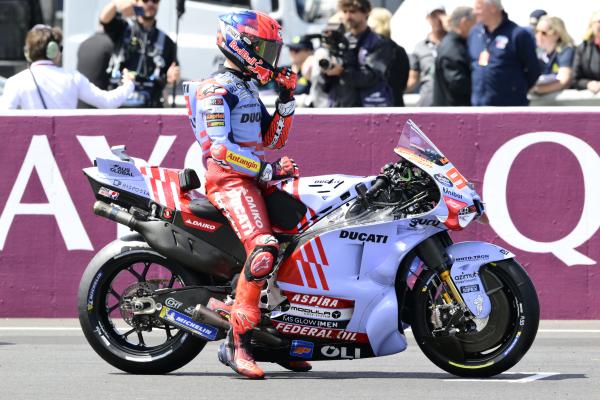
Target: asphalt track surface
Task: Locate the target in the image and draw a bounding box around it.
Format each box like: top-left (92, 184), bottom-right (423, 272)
top-left (0, 320), bottom-right (598, 400)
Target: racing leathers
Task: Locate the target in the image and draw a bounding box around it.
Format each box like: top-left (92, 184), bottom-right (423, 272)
top-left (184, 66), bottom-right (299, 379)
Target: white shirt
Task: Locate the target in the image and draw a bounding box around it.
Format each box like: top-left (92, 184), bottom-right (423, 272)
top-left (0, 60), bottom-right (135, 110)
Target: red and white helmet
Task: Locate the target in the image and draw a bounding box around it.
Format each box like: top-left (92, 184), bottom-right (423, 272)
top-left (217, 10), bottom-right (283, 85)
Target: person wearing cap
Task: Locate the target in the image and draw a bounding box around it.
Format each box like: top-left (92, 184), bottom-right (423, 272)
top-left (1, 25), bottom-right (135, 109)
top-left (287, 35), bottom-right (315, 96)
top-left (468, 0), bottom-right (540, 106)
top-left (406, 5), bottom-right (447, 106)
top-left (433, 6), bottom-right (476, 106)
top-left (525, 9), bottom-right (547, 39)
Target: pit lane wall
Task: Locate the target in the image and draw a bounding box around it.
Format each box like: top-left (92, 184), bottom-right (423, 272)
top-left (1, 108), bottom-right (599, 319)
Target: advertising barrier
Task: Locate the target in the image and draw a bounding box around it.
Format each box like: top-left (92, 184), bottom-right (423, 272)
top-left (0, 108), bottom-right (599, 318)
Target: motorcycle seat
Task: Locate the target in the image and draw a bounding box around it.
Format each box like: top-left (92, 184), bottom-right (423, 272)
top-left (188, 197), bottom-right (228, 223)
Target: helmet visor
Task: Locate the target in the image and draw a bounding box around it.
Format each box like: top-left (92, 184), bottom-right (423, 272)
top-left (250, 37), bottom-right (282, 67)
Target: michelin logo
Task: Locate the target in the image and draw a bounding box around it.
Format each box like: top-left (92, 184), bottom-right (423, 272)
top-left (163, 308), bottom-right (217, 340)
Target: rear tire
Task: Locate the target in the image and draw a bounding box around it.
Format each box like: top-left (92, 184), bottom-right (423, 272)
top-left (410, 259), bottom-right (539, 377)
top-left (78, 236), bottom-right (207, 374)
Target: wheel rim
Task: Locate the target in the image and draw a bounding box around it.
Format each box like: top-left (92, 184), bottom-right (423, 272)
top-left (419, 265), bottom-right (524, 366)
top-left (93, 255), bottom-right (190, 356)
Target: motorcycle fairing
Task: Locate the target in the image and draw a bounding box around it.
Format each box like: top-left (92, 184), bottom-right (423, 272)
top-left (446, 242), bottom-right (516, 318)
top-left (275, 220), bottom-right (447, 356)
top-left (273, 174), bottom-right (372, 233)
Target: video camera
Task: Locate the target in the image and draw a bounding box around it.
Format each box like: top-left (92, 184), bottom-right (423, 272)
top-left (306, 22), bottom-right (351, 70)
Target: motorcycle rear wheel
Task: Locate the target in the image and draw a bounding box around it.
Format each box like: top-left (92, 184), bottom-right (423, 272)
top-left (78, 236), bottom-right (207, 374)
top-left (410, 259), bottom-right (539, 378)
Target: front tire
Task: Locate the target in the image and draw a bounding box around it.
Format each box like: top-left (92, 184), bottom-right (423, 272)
top-left (410, 259), bottom-right (539, 377)
top-left (78, 236), bottom-right (207, 374)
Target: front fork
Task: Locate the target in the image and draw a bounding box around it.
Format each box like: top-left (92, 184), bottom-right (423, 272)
top-left (415, 232), bottom-right (469, 310)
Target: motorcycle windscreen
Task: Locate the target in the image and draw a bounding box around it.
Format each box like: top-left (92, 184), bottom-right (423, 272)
top-left (393, 119), bottom-right (451, 169)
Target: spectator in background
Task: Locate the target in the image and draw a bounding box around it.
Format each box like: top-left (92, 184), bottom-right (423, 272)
top-left (531, 16), bottom-right (574, 95)
top-left (573, 11), bottom-right (600, 94)
top-left (368, 7), bottom-right (409, 106)
top-left (406, 5), bottom-right (447, 107)
top-left (433, 6), bottom-right (476, 106)
top-left (318, 0), bottom-right (394, 107)
top-left (0, 25), bottom-right (135, 109)
top-left (77, 28), bottom-right (115, 108)
top-left (287, 35), bottom-right (315, 97)
top-left (0, 0), bottom-right (44, 77)
top-left (100, 0), bottom-right (180, 107)
top-left (468, 0), bottom-right (540, 106)
top-left (525, 9), bottom-right (547, 39)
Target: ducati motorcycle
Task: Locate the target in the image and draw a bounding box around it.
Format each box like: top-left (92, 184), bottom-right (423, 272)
top-left (78, 120), bottom-right (539, 377)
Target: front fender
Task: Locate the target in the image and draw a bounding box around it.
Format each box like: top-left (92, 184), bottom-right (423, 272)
top-left (446, 241), bottom-right (515, 319)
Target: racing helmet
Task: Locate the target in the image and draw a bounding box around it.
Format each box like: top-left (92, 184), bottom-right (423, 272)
top-left (217, 10), bottom-right (283, 85)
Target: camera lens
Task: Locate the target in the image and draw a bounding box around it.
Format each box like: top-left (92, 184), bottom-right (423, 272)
top-left (319, 58), bottom-right (331, 69)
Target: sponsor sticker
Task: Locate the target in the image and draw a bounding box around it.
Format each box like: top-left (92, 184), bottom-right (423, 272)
top-left (207, 121), bottom-right (225, 128)
top-left (98, 186), bottom-right (119, 200)
top-left (320, 345), bottom-right (361, 359)
top-left (181, 213), bottom-right (221, 232)
top-left (277, 314), bottom-right (349, 329)
top-left (160, 307), bottom-right (217, 340)
top-left (460, 284), bottom-right (480, 294)
top-left (434, 173), bottom-right (453, 187)
top-left (225, 152), bottom-right (260, 172)
top-left (339, 230), bottom-right (388, 243)
top-left (206, 113), bottom-right (225, 120)
top-left (273, 322), bottom-right (369, 343)
top-left (290, 340), bottom-right (314, 359)
top-left (284, 292), bottom-right (354, 309)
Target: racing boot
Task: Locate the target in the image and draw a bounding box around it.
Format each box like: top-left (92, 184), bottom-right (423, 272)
top-left (218, 275), bottom-right (265, 379)
top-left (277, 361), bottom-right (313, 372)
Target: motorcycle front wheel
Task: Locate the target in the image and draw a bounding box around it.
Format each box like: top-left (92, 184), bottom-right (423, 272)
top-left (410, 259), bottom-right (539, 378)
top-left (78, 236), bottom-right (207, 374)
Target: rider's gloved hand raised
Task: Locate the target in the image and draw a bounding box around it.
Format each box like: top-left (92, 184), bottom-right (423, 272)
top-left (274, 67), bottom-right (297, 103)
top-left (258, 156), bottom-right (299, 183)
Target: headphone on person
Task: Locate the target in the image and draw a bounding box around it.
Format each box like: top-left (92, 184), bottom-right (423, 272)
top-left (24, 24), bottom-right (61, 62)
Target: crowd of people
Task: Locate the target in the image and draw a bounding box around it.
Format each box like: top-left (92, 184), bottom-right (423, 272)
top-left (2, 0), bottom-right (600, 109)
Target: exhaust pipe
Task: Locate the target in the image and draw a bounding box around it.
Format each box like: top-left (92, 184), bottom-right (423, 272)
top-left (93, 201), bottom-right (137, 229)
top-left (192, 304), bottom-right (283, 347)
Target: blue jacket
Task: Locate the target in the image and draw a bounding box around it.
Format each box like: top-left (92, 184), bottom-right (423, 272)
top-left (468, 12), bottom-right (540, 106)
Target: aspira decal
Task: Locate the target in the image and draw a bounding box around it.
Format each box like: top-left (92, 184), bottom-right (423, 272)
top-left (339, 230), bottom-right (388, 243)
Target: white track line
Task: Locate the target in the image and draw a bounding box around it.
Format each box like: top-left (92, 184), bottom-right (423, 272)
top-left (445, 372), bottom-right (560, 383)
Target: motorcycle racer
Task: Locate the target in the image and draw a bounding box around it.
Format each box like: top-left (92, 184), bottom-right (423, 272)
top-left (183, 10), bottom-right (307, 379)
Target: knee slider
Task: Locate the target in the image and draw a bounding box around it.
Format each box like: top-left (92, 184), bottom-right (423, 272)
top-left (244, 235), bottom-right (279, 281)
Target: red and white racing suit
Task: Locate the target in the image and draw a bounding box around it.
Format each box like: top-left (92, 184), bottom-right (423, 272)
top-left (184, 66), bottom-right (297, 378)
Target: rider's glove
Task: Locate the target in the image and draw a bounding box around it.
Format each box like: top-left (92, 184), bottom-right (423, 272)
top-left (258, 156), bottom-right (299, 183)
top-left (274, 67), bottom-right (297, 103)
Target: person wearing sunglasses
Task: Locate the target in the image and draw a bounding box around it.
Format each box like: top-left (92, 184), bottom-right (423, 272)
top-left (0, 25), bottom-right (135, 109)
top-left (99, 0), bottom-right (180, 107)
top-left (531, 16), bottom-right (574, 95)
top-left (573, 11), bottom-right (600, 94)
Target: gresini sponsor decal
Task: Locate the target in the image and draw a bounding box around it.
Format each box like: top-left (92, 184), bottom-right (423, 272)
top-left (283, 292), bottom-right (353, 309)
top-left (273, 322), bottom-right (369, 343)
top-left (181, 213), bottom-right (222, 232)
top-left (275, 314), bottom-right (349, 329)
top-left (160, 307), bottom-right (217, 340)
top-left (287, 304), bottom-right (353, 321)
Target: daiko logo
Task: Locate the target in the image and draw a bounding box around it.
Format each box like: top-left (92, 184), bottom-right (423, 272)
top-left (484, 132), bottom-right (600, 266)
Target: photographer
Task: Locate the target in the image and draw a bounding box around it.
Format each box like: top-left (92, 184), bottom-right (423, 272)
top-left (317, 0), bottom-right (393, 107)
top-left (100, 0), bottom-right (180, 107)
